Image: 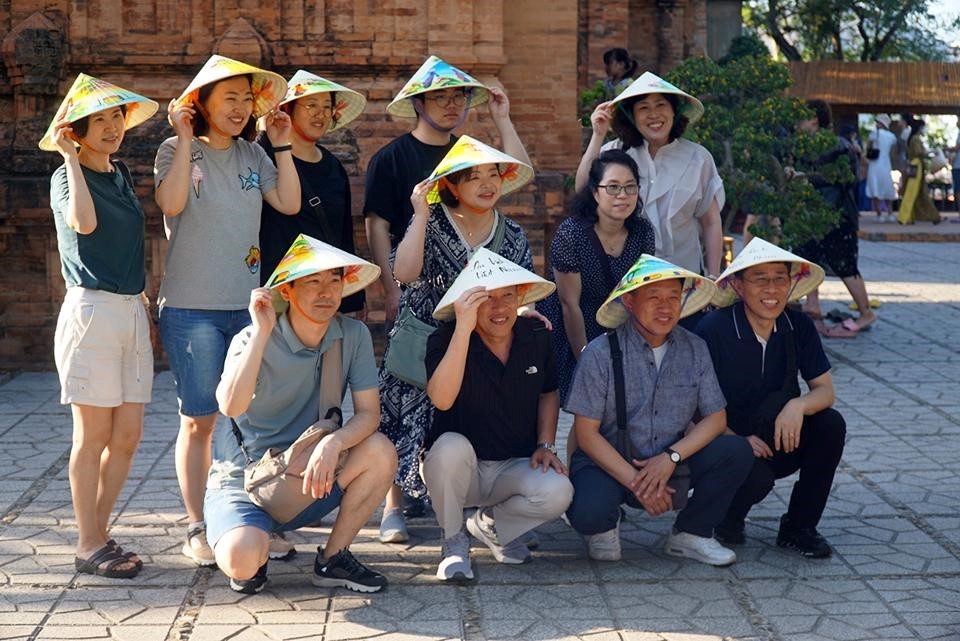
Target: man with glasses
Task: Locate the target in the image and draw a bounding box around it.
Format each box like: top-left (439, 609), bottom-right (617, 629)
top-left (696, 240), bottom-right (846, 558)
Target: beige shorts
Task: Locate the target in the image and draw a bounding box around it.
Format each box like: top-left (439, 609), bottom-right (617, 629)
top-left (54, 288), bottom-right (154, 407)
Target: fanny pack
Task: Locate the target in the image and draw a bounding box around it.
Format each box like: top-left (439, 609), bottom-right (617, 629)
top-left (231, 339), bottom-right (348, 524)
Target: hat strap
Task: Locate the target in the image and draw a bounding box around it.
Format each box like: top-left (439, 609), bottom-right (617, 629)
top-left (291, 119), bottom-right (319, 143)
top-left (192, 99), bottom-right (234, 141)
top-left (280, 284), bottom-right (326, 325)
top-left (411, 97), bottom-right (470, 133)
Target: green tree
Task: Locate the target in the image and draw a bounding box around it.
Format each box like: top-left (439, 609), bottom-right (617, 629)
top-left (667, 50), bottom-right (850, 247)
top-left (747, 0), bottom-right (960, 61)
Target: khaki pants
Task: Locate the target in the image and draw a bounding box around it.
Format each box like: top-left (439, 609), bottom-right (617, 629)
top-left (421, 432), bottom-right (573, 543)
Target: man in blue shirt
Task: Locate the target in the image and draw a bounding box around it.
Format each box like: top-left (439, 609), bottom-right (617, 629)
top-left (208, 236), bottom-right (397, 593)
top-left (697, 239), bottom-right (846, 558)
top-left (565, 255), bottom-right (752, 566)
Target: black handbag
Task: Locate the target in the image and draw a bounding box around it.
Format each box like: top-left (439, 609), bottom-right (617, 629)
top-left (866, 148), bottom-right (880, 160)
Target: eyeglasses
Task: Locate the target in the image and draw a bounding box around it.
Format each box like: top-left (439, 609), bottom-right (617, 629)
top-left (743, 275), bottom-right (792, 288)
top-left (301, 103), bottom-right (333, 116)
top-left (422, 92), bottom-right (468, 107)
top-left (597, 183), bottom-right (639, 196)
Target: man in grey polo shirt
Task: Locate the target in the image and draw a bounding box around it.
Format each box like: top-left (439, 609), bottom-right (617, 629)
top-left (206, 235), bottom-right (397, 594)
top-left (565, 254), bottom-right (752, 566)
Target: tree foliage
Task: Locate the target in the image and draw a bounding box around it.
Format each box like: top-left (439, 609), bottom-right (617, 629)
top-left (746, 0), bottom-right (960, 61)
top-left (667, 48), bottom-right (850, 247)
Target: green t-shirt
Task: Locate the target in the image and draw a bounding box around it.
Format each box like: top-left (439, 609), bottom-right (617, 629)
top-left (50, 162), bottom-right (146, 295)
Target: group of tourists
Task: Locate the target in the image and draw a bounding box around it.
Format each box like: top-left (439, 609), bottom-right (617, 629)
top-left (44, 53), bottom-right (847, 595)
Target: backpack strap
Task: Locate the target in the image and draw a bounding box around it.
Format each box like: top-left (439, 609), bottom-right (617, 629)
top-left (607, 331), bottom-right (630, 459)
top-left (319, 338), bottom-right (344, 426)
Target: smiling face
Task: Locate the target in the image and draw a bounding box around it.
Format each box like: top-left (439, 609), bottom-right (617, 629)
top-left (75, 107), bottom-right (126, 155)
top-left (291, 92), bottom-right (333, 139)
top-left (447, 163), bottom-right (504, 213)
top-left (594, 162), bottom-right (639, 224)
top-left (203, 75), bottom-right (254, 138)
top-left (418, 87), bottom-right (469, 128)
top-left (631, 92), bottom-right (675, 147)
top-left (285, 269), bottom-right (344, 324)
top-left (731, 263), bottom-right (792, 324)
top-left (621, 279), bottom-right (682, 346)
top-left (475, 285), bottom-right (520, 341)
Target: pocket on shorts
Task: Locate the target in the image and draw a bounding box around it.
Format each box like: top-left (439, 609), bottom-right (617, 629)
top-left (65, 364), bottom-right (92, 396)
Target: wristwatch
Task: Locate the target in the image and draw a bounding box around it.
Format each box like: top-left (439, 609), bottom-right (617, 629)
top-left (537, 442), bottom-right (557, 455)
top-left (665, 448), bottom-right (682, 464)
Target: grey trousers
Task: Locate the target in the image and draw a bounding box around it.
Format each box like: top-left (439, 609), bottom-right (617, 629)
top-left (421, 432), bottom-right (574, 543)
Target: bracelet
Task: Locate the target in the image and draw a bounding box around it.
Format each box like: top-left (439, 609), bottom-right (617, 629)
top-left (273, 144), bottom-right (293, 153)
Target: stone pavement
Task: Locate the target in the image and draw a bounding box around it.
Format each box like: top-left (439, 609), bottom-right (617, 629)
top-left (2, 240), bottom-right (959, 641)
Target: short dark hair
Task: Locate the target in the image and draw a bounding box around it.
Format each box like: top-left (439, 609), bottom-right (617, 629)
top-left (611, 93), bottom-right (688, 151)
top-left (806, 99), bottom-right (832, 129)
top-left (193, 74), bottom-right (256, 141)
top-left (572, 149), bottom-right (643, 232)
top-left (602, 48), bottom-right (638, 77)
top-left (72, 104), bottom-right (128, 139)
top-left (437, 164), bottom-right (502, 208)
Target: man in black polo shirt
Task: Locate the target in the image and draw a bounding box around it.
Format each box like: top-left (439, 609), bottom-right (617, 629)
top-left (421, 250), bottom-right (572, 582)
top-left (696, 239), bottom-right (846, 558)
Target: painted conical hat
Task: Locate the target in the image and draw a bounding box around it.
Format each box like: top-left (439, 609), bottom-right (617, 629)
top-left (39, 74), bottom-right (159, 152)
top-left (611, 71), bottom-right (705, 126)
top-left (279, 70), bottom-right (366, 132)
top-left (433, 248), bottom-right (555, 321)
top-left (386, 55), bottom-right (489, 118)
top-left (425, 135), bottom-right (534, 204)
top-left (711, 238), bottom-right (825, 307)
top-left (176, 55), bottom-right (287, 118)
top-left (596, 254), bottom-right (716, 329)
top-left (265, 234), bottom-right (380, 298)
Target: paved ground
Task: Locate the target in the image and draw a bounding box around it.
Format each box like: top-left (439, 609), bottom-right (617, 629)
top-left (2, 240), bottom-right (959, 641)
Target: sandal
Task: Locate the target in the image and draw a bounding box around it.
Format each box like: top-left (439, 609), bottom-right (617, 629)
top-left (825, 310), bottom-right (854, 323)
top-left (816, 320), bottom-right (857, 339)
top-left (75, 544), bottom-right (141, 579)
top-left (182, 526), bottom-right (216, 567)
top-left (840, 318), bottom-right (861, 333)
top-left (107, 538), bottom-right (143, 570)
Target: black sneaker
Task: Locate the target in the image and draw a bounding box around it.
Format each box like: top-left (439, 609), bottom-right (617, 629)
top-left (402, 494), bottom-right (428, 518)
top-left (312, 548), bottom-right (387, 593)
top-left (776, 516), bottom-right (832, 558)
top-left (229, 563), bottom-right (268, 594)
top-left (714, 517), bottom-right (746, 545)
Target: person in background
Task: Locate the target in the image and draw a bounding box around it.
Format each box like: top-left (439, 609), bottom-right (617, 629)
top-left (601, 48), bottom-right (638, 100)
top-left (865, 115), bottom-right (897, 223)
top-left (897, 119), bottom-right (943, 225)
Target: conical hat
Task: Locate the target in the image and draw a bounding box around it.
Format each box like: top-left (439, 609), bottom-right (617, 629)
top-left (176, 55), bottom-right (287, 118)
top-left (596, 254), bottom-right (716, 329)
top-left (425, 135), bottom-right (534, 204)
top-left (433, 248), bottom-right (556, 321)
top-left (611, 71), bottom-right (705, 126)
top-left (265, 234), bottom-right (380, 299)
top-left (711, 238), bottom-right (825, 307)
top-left (39, 74), bottom-right (159, 152)
top-left (386, 55), bottom-right (489, 118)
top-left (279, 70), bottom-right (366, 132)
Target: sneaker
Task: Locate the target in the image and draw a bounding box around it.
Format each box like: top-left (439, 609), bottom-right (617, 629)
top-left (714, 517), bottom-right (746, 546)
top-left (437, 530), bottom-right (473, 582)
top-left (520, 529), bottom-right (540, 550)
top-left (379, 507), bottom-right (409, 543)
top-left (312, 548), bottom-right (387, 593)
top-left (586, 524), bottom-right (622, 562)
top-left (664, 531), bottom-right (736, 566)
top-left (230, 562), bottom-right (268, 594)
top-left (465, 508), bottom-right (531, 564)
top-left (776, 515), bottom-right (832, 558)
top-left (268, 532), bottom-right (296, 560)
top-left (402, 494), bottom-right (428, 518)
top-left (182, 525), bottom-right (216, 567)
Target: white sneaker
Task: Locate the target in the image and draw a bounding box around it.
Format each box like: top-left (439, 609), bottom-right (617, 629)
top-left (268, 532), bottom-right (296, 560)
top-left (586, 524), bottom-right (621, 561)
top-left (664, 531), bottom-right (736, 566)
top-left (465, 508), bottom-right (531, 564)
top-left (182, 525), bottom-right (216, 567)
top-left (437, 530), bottom-right (473, 582)
top-left (379, 508), bottom-right (409, 543)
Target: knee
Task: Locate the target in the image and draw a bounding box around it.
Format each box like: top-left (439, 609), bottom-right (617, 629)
top-left (214, 528), bottom-right (268, 580)
top-left (741, 461), bottom-right (776, 503)
top-left (529, 473), bottom-right (574, 517)
top-left (364, 432), bottom-right (399, 478)
top-left (109, 425), bottom-right (143, 458)
top-left (566, 482), bottom-right (619, 536)
top-left (806, 409), bottom-right (846, 455)
top-left (180, 415), bottom-right (217, 438)
top-left (424, 432), bottom-right (477, 473)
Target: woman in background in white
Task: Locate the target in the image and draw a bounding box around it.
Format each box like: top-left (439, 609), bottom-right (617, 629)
top-left (865, 115), bottom-right (897, 223)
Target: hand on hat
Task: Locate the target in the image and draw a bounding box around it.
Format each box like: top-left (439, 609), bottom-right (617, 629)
top-left (487, 86), bottom-right (511, 122)
top-left (249, 287), bottom-right (277, 335)
top-left (263, 109), bottom-right (292, 147)
top-left (52, 121), bottom-right (79, 160)
top-left (590, 102), bottom-right (615, 138)
top-left (410, 178), bottom-right (432, 220)
top-left (453, 286), bottom-right (489, 334)
top-left (168, 99), bottom-right (195, 139)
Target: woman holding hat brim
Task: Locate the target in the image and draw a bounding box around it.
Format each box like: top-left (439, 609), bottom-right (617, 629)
top-left (575, 72), bottom-right (724, 311)
top-left (257, 70), bottom-right (367, 315)
top-left (376, 136), bottom-right (537, 544)
top-left (154, 55), bottom-right (301, 566)
top-left (41, 74), bottom-right (159, 578)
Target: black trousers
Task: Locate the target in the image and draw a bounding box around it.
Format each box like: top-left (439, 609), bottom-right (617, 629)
top-left (725, 408), bottom-right (846, 529)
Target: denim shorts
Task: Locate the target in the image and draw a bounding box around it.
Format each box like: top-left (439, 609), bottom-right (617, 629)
top-left (204, 481), bottom-right (345, 549)
top-left (159, 307), bottom-right (250, 417)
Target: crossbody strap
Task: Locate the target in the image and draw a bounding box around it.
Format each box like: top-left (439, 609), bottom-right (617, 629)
top-left (607, 331), bottom-right (629, 458)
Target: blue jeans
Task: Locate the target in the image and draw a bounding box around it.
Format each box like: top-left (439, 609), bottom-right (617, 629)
top-left (159, 307), bottom-right (250, 416)
top-left (566, 435), bottom-right (753, 538)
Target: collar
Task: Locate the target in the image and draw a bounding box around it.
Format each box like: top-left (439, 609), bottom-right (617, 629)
top-left (278, 312), bottom-right (343, 355)
top-left (731, 302), bottom-right (794, 341)
top-left (621, 321), bottom-right (678, 351)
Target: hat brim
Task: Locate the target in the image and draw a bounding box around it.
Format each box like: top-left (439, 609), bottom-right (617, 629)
top-left (177, 58), bottom-right (288, 118)
top-left (387, 86), bottom-right (489, 118)
top-left (433, 281), bottom-right (556, 321)
top-left (711, 261), bottom-right (825, 307)
top-left (427, 160), bottom-right (534, 204)
top-left (612, 81), bottom-right (705, 127)
top-left (39, 92), bottom-right (159, 152)
top-left (596, 274), bottom-right (716, 329)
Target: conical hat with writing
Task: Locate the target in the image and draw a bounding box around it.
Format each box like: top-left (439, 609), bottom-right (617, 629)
top-left (711, 238), bottom-right (825, 307)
